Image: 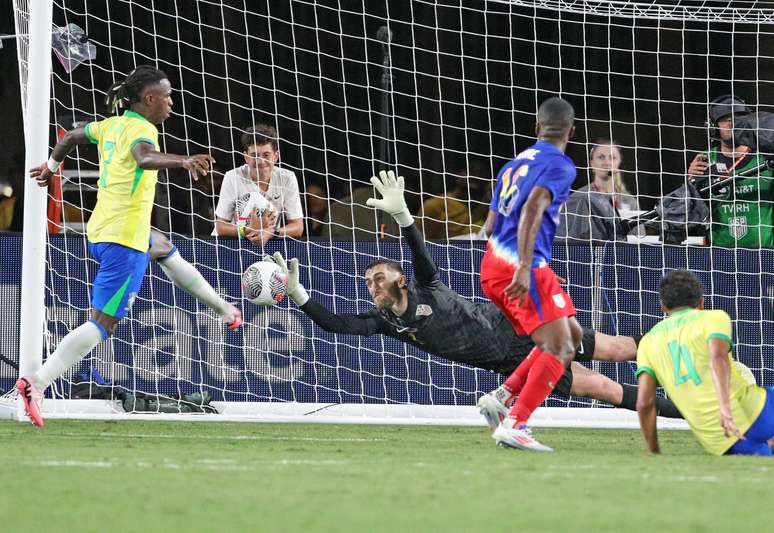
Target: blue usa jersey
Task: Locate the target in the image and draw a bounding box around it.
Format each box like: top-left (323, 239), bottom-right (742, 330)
top-left (488, 140), bottom-right (576, 267)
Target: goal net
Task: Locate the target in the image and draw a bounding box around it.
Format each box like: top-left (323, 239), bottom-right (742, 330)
top-left (5, 0), bottom-right (772, 425)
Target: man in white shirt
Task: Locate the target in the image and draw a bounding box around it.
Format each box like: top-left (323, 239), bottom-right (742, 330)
top-left (213, 124), bottom-right (304, 244)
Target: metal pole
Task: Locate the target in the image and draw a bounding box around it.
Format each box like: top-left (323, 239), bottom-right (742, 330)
top-left (376, 25), bottom-right (398, 238)
top-left (18, 1), bottom-right (53, 417)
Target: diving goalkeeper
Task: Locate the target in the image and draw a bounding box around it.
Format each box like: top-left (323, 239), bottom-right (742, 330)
top-left (265, 171), bottom-right (681, 426)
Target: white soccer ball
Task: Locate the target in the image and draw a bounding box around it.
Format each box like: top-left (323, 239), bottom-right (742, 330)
top-left (733, 360), bottom-right (757, 386)
top-left (242, 261), bottom-right (288, 306)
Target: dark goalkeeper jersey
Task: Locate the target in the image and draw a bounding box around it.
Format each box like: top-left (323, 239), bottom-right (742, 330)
top-left (300, 223), bottom-right (594, 374)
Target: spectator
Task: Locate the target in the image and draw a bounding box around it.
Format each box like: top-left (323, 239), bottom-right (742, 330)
top-left (305, 181), bottom-right (330, 237)
top-left (0, 176), bottom-right (15, 231)
top-left (213, 124), bottom-right (303, 244)
top-left (687, 95), bottom-right (773, 247)
top-left (558, 139), bottom-right (636, 241)
top-left (419, 162), bottom-right (491, 239)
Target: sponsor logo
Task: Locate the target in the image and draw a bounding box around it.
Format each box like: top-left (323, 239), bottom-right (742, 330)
top-left (552, 293), bottom-right (566, 309)
top-left (729, 216), bottom-right (749, 240)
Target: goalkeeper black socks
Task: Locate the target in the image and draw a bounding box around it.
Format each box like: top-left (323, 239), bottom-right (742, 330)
top-left (654, 396), bottom-right (682, 419)
top-left (618, 383), bottom-right (683, 419)
top-left (619, 383), bottom-right (639, 411)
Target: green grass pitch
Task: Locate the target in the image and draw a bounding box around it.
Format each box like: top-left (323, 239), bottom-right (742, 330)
top-left (0, 420), bottom-right (771, 532)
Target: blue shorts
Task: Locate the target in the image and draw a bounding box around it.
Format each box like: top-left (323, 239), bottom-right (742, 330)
top-left (88, 242), bottom-right (150, 319)
top-left (727, 387), bottom-right (774, 456)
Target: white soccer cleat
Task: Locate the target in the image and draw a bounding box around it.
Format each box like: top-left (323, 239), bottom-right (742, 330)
top-left (493, 417), bottom-right (553, 452)
top-left (476, 390), bottom-right (510, 432)
top-left (222, 304), bottom-right (244, 331)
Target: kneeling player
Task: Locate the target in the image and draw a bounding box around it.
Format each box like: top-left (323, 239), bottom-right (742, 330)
top-left (636, 270), bottom-right (774, 456)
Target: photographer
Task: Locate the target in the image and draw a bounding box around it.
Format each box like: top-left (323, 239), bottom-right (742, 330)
top-left (687, 95), bottom-right (774, 248)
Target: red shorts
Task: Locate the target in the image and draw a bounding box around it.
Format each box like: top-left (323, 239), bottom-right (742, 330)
top-left (480, 251), bottom-right (576, 336)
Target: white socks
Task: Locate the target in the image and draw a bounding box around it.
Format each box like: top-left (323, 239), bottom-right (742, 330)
top-left (157, 251), bottom-right (229, 315)
top-left (33, 320), bottom-right (104, 390)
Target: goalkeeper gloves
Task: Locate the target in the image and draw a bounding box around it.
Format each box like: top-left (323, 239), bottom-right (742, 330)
top-left (365, 170), bottom-right (414, 228)
top-left (263, 252), bottom-right (310, 306)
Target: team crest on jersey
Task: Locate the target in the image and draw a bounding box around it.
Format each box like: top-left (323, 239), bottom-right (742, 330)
top-left (716, 162), bottom-right (728, 173)
top-left (415, 304), bottom-right (433, 317)
top-left (552, 293), bottom-right (566, 309)
top-left (729, 216), bottom-right (749, 240)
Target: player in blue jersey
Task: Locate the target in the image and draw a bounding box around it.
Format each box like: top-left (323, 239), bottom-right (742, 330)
top-left (478, 97), bottom-right (581, 452)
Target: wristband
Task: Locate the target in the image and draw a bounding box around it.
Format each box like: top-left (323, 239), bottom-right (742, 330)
top-left (237, 223), bottom-right (246, 240)
top-left (47, 157), bottom-right (62, 173)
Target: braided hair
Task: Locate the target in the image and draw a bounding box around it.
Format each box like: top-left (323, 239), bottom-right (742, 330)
top-left (104, 65), bottom-right (168, 114)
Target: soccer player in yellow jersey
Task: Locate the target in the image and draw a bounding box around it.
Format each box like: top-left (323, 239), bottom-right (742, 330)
top-left (16, 66), bottom-right (243, 427)
top-left (636, 270), bottom-right (774, 456)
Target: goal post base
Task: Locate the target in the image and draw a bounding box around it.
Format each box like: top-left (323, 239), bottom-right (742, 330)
top-left (1, 398), bottom-right (689, 430)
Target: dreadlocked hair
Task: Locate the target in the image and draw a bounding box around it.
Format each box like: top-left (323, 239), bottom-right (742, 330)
top-left (104, 65), bottom-right (167, 114)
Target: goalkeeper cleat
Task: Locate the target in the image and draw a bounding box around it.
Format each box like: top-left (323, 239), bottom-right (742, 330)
top-left (477, 391), bottom-right (510, 432)
top-left (222, 304), bottom-right (244, 331)
top-left (493, 418), bottom-right (553, 452)
top-left (15, 377), bottom-right (44, 428)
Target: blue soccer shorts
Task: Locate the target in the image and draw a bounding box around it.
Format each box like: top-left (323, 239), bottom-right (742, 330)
top-left (727, 386), bottom-right (774, 456)
top-left (88, 241), bottom-right (150, 319)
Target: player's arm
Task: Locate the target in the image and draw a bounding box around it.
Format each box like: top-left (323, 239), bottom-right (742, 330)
top-left (484, 209), bottom-right (497, 237)
top-left (708, 337), bottom-right (744, 440)
top-left (29, 127), bottom-right (91, 187)
top-left (504, 186), bottom-right (552, 303)
top-left (366, 170), bottom-right (439, 284)
top-left (264, 252), bottom-right (381, 335)
top-left (277, 218), bottom-right (303, 238)
top-left (131, 141), bottom-right (214, 178)
top-left (635, 371), bottom-right (661, 454)
top-left (301, 299), bottom-right (383, 336)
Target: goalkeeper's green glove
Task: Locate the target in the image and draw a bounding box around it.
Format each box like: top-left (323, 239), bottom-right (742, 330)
top-left (263, 252), bottom-right (310, 306)
top-left (365, 170), bottom-right (414, 228)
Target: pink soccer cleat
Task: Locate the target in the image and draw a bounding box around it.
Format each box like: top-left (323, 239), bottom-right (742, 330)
top-left (15, 377), bottom-right (44, 428)
top-left (222, 304), bottom-right (244, 331)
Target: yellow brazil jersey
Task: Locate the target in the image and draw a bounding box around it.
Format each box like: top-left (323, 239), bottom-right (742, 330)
top-left (84, 110), bottom-right (159, 252)
top-left (636, 308), bottom-right (766, 455)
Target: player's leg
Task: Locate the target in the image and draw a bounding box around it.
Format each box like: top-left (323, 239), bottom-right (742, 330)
top-left (149, 230), bottom-right (242, 330)
top-left (586, 331), bottom-right (638, 362)
top-left (491, 316), bottom-right (577, 452)
top-left (568, 364), bottom-right (682, 418)
top-left (476, 346), bottom-right (541, 431)
top-left (17, 243), bottom-right (144, 427)
top-left (507, 314), bottom-right (581, 422)
top-left (727, 386), bottom-right (774, 456)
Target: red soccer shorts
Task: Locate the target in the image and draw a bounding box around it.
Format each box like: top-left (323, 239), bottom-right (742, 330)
top-left (480, 250), bottom-right (576, 336)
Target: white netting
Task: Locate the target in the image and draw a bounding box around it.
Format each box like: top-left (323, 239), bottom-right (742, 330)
top-left (10, 0), bottom-right (774, 422)
top-left (12, 0), bottom-right (29, 124)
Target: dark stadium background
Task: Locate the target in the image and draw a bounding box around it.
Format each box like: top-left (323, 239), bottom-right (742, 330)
top-left (1, 0), bottom-right (770, 233)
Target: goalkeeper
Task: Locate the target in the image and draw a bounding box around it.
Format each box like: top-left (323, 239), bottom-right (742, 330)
top-left (266, 171), bottom-right (681, 427)
top-left (16, 65), bottom-right (243, 428)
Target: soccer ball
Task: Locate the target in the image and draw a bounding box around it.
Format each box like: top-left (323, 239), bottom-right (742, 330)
top-left (733, 360), bottom-right (757, 386)
top-left (242, 261), bottom-right (288, 306)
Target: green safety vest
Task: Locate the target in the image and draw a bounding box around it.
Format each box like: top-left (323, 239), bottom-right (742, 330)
top-left (707, 147), bottom-right (774, 247)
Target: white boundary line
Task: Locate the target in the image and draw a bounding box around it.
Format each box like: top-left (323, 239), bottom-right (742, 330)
top-left (0, 399), bottom-right (689, 429)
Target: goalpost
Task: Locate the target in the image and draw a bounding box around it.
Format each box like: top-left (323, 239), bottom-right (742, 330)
top-left (5, 0), bottom-right (772, 428)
